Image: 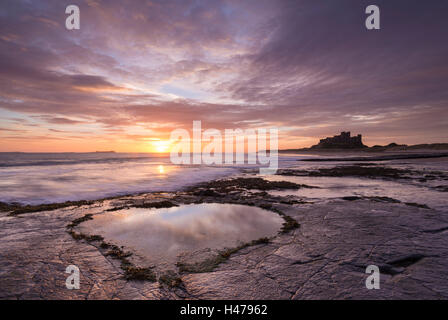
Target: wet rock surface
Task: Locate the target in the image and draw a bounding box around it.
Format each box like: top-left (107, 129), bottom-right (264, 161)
top-left (1, 175), bottom-right (448, 299)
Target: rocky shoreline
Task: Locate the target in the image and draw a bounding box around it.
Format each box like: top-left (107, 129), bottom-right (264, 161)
top-left (1, 165), bottom-right (448, 299)
top-left (298, 152), bottom-right (448, 162)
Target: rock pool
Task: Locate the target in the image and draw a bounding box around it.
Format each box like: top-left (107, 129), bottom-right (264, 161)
top-left (79, 203), bottom-right (283, 269)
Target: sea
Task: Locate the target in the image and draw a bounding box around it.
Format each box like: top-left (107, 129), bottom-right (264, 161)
top-left (0, 152), bottom-right (298, 204)
top-left (1, 152), bottom-right (447, 209)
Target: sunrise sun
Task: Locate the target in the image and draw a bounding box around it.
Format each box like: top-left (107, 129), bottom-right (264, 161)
top-left (150, 140), bottom-right (170, 153)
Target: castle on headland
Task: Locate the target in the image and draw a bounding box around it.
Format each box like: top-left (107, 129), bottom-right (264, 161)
top-left (311, 131), bottom-right (366, 149)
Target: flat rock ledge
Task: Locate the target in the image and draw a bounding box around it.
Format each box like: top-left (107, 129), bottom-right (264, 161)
top-left (1, 192), bottom-right (448, 300)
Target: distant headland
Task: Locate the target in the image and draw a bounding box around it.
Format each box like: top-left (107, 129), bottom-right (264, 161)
top-left (281, 131), bottom-right (448, 153)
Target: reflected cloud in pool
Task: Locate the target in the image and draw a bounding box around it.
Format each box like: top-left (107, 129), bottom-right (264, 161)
top-left (81, 203), bottom-right (283, 266)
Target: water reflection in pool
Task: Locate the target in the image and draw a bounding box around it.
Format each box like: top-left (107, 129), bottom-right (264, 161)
top-left (80, 203), bottom-right (283, 267)
top-left (264, 175), bottom-right (448, 210)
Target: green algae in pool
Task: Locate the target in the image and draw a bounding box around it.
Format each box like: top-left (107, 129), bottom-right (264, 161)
top-left (79, 203), bottom-right (283, 267)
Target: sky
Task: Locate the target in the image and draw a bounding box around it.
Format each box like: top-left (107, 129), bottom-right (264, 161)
top-left (0, 0), bottom-right (447, 152)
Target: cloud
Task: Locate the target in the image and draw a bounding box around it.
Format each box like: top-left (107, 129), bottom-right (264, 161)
top-left (37, 116), bottom-right (88, 125)
top-left (0, 0), bottom-right (447, 150)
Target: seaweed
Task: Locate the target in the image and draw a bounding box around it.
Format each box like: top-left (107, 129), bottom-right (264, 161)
top-left (278, 166), bottom-right (413, 180)
top-left (278, 165), bottom-right (448, 182)
top-left (104, 246), bottom-right (133, 259)
top-left (106, 200), bottom-right (179, 212)
top-left (105, 206), bottom-right (129, 212)
top-left (341, 195), bottom-right (430, 209)
top-left (8, 200), bottom-right (94, 216)
top-left (158, 271), bottom-right (183, 288)
top-left (66, 214), bottom-right (156, 282)
top-left (0, 202), bottom-right (22, 212)
top-left (122, 266), bottom-right (156, 281)
top-left (434, 185), bottom-right (448, 192)
top-left (189, 177), bottom-right (314, 194)
top-left (67, 230), bottom-right (103, 242)
top-left (265, 206), bottom-right (300, 234)
top-left (134, 200), bottom-right (178, 209)
top-left (177, 237), bottom-right (271, 274)
top-left (66, 214), bottom-right (94, 228)
top-left (279, 215), bottom-right (300, 233)
top-left (404, 202), bottom-right (430, 209)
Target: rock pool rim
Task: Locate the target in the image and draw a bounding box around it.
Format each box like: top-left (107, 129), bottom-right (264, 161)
top-left (66, 201), bottom-right (300, 282)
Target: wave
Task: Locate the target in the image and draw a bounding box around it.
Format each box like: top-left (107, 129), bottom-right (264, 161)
top-left (0, 155), bottom-right (165, 168)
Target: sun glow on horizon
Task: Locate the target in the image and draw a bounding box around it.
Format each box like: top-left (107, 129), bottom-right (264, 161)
top-left (150, 140), bottom-right (171, 153)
